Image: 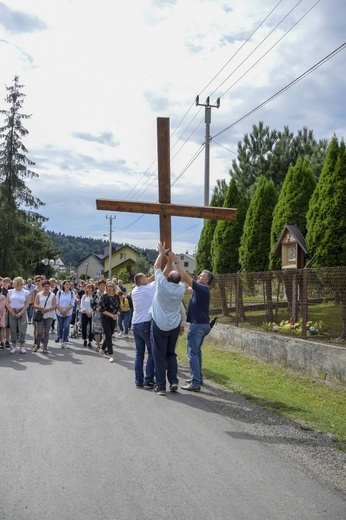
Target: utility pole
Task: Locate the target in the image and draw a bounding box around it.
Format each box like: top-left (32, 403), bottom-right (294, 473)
top-left (106, 215), bottom-right (116, 277)
top-left (195, 95), bottom-right (220, 206)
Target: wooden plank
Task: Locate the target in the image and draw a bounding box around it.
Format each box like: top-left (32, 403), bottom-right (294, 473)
top-left (96, 199), bottom-right (236, 221)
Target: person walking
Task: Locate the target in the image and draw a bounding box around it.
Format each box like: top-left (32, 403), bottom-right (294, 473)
top-left (6, 277), bottom-right (30, 354)
top-left (117, 290), bottom-right (131, 338)
top-left (168, 252), bottom-right (214, 392)
top-left (81, 282), bottom-right (94, 348)
top-left (55, 280), bottom-right (75, 348)
top-left (150, 243), bottom-right (185, 396)
top-left (99, 281), bottom-right (121, 363)
top-left (33, 280), bottom-right (57, 354)
top-left (90, 279), bottom-right (106, 352)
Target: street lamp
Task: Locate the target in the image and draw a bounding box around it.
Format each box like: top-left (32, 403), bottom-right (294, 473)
top-left (41, 258), bottom-right (54, 279)
top-left (85, 261), bottom-right (89, 278)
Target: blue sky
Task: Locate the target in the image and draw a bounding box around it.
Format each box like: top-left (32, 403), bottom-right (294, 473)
top-left (0, 0), bottom-right (345, 254)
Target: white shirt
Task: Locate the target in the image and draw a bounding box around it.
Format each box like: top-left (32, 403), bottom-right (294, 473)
top-left (8, 289), bottom-right (29, 310)
top-left (150, 269), bottom-right (185, 331)
top-left (56, 290), bottom-right (75, 317)
top-left (37, 292), bottom-right (56, 319)
top-left (131, 282), bottom-right (156, 324)
top-left (81, 294), bottom-right (92, 314)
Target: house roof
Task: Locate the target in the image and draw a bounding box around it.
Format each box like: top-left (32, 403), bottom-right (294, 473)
top-left (77, 252), bottom-right (104, 265)
top-left (273, 224), bottom-right (308, 257)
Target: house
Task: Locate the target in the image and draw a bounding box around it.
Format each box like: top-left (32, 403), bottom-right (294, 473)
top-left (103, 244), bottom-right (142, 277)
top-left (176, 252), bottom-right (196, 274)
top-left (53, 257), bottom-right (66, 273)
top-left (76, 253), bottom-right (104, 280)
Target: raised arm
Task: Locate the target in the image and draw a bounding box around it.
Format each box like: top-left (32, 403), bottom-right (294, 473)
top-left (168, 252), bottom-right (193, 287)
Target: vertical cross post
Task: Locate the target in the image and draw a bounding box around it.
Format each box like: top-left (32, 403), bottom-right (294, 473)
top-left (157, 117), bottom-right (172, 251)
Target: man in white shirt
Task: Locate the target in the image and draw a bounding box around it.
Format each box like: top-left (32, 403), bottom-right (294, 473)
top-left (131, 272), bottom-right (156, 389)
top-left (150, 243), bottom-right (185, 396)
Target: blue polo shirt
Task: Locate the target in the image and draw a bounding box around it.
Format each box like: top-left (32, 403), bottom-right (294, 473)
top-left (186, 280), bottom-right (210, 324)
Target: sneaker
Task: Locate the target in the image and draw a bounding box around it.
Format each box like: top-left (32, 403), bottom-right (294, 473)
top-left (5, 342), bottom-right (11, 349)
top-left (169, 384), bottom-right (178, 392)
top-left (118, 332), bottom-right (123, 337)
top-left (60, 342), bottom-right (64, 349)
top-left (144, 382), bottom-right (155, 388)
top-left (123, 334), bottom-right (128, 338)
top-left (20, 347), bottom-right (26, 354)
top-left (83, 340), bottom-right (87, 347)
top-left (88, 342), bottom-right (92, 349)
top-left (109, 357), bottom-right (114, 363)
top-left (55, 338), bottom-right (60, 343)
top-left (0, 342), bottom-right (4, 349)
top-left (154, 387), bottom-right (166, 396)
top-left (10, 347), bottom-right (17, 354)
top-left (65, 343), bottom-right (69, 349)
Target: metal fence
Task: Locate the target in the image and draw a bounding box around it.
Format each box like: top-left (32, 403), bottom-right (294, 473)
top-left (209, 267), bottom-right (346, 341)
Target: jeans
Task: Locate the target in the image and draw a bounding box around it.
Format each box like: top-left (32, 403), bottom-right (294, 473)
top-left (187, 323), bottom-right (210, 386)
top-left (118, 311), bottom-right (131, 335)
top-left (27, 303), bottom-right (34, 323)
top-left (133, 321), bottom-right (155, 387)
top-left (151, 320), bottom-right (180, 391)
top-left (57, 315), bottom-right (72, 343)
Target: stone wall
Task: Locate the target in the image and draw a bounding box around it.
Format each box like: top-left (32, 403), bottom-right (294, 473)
top-left (209, 324), bottom-right (346, 385)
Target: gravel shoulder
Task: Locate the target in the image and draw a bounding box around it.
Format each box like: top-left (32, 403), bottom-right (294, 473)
top-left (177, 364), bottom-right (346, 498)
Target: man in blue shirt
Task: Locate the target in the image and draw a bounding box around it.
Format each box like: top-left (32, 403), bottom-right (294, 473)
top-left (150, 243), bottom-right (185, 396)
top-left (168, 252), bottom-right (214, 392)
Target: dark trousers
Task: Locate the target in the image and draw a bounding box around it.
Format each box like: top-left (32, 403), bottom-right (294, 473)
top-left (101, 316), bottom-right (115, 355)
top-left (151, 320), bottom-right (180, 391)
top-left (81, 313), bottom-right (93, 341)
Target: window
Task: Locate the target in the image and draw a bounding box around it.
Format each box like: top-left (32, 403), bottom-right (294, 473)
top-left (184, 262), bottom-right (189, 268)
top-left (120, 253), bottom-right (127, 260)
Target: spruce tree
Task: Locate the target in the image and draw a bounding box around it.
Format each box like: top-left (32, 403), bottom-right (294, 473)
top-left (210, 178), bottom-right (248, 274)
top-left (0, 76), bottom-right (49, 276)
top-left (239, 176), bottom-right (277, 272)
top-left (269, 156), bottom-right (316, 270)
top-left (306, 137), bottom-right (346, 267)
top-left (195, 179), bottom-right (228, 272)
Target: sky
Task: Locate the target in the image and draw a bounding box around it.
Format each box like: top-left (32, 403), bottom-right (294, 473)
top-left (0, 0), bottom-right (345, 255)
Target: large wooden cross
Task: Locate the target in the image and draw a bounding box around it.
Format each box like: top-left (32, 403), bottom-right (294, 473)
top-left (96, 117), bottom-right (236, 251)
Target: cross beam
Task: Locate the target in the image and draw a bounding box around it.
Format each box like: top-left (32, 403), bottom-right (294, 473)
top-left (96, 117), bottom-right (236, 250)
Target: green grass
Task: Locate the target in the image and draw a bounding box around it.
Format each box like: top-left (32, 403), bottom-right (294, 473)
top-left (176, 336), bottom-right (346, 448)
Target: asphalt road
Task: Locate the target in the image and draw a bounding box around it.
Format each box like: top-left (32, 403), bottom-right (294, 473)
top-left (0, 326), bottom-right (345, 520)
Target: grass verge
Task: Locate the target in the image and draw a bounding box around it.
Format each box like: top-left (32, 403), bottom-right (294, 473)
top-left (176, 336), bottom-right (346, 449)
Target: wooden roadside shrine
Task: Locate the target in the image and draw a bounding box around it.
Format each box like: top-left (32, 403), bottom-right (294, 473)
top-left (96, 118), bottom-right (237, 251)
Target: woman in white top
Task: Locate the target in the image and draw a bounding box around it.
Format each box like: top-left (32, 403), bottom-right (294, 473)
top-left (81, 282), bottom-right (94, 348)
top-left (6, 277), bottom-right (30, 354)
top-left (33, 280), bottom-right (57, 354)
top-left (55, 280), bottom-right (76, 348)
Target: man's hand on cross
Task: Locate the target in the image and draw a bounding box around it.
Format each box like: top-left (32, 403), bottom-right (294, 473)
top-left (157, 241), bottom-right (169, 257)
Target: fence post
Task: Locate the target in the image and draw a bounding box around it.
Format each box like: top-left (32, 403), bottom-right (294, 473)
top-left (235, 273), bottom-right (240, 327)
top-left (302, 268), bottom-right (308, 338)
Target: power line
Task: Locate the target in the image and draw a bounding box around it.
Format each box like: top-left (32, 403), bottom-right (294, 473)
top-left (213, 43), bottom-right (346, 140)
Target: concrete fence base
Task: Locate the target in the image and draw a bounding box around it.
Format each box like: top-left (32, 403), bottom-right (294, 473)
top-left (209, 324), bottom-right (346, 386)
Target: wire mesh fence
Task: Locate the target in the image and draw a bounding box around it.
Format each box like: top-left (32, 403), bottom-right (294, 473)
top-left (208, 267), bottom-right (346, 341)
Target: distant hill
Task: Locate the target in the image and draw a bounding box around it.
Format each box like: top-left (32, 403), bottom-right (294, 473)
top-left (46, 230), bottom-right (157, 269)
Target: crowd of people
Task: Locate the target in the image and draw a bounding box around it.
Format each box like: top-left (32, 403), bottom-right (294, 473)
top-left (0, 243), bottom-right (214, 395)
